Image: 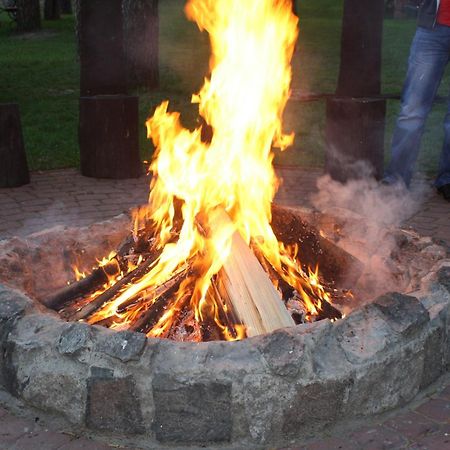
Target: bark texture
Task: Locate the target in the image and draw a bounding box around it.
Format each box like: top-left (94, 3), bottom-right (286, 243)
top-left (123, 0), bottom-right (159, 89)
top-left (44, 0), bottom-right (60, 20)
top-left (0, 104), bottom-right (29, 188)
top-left (16, 0), bottom-right (41, 32)
top-left (59, 0), bottom-right (73, 14)
top-left (78, 0), bottom-right (127, 96)
top-left (336, 0), bottom-right (384, 97)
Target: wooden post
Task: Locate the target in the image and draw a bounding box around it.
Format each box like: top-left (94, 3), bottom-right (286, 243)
top-left (59, 0), bottom-right (72, 14)
top-left (325, 0), bottom-right (386, 182)
top-left (123, 0), bottom-right (159, 89)
top-left (78, 0), bottom-right (127, 96)
top-left (0, 104), bottom-right (29, 188)
top-left (336, 0), bottom-right (384, 98)
top-left (325, 98), bottom-right (386, 182)
top-left (79, 95), bottom-right (142, 179)
top-left (78, 0), bottom-right (142, 179)
top-left (16, 0), bottom-right (41, 32)
top-left (44, 0), bottom-right (60, 20)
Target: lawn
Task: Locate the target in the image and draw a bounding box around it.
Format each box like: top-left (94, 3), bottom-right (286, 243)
top-left (0, 0), bottom-right (448, 175)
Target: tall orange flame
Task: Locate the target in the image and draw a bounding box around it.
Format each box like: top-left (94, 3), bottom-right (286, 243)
top-left (87, 0), bottom-right (332, 339)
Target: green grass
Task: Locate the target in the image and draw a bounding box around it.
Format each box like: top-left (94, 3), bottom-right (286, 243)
top-left (0, 0), bottom-right (448, 174)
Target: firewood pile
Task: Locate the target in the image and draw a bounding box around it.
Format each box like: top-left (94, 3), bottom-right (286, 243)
top-left (46, 206), bottom-right (359, 342)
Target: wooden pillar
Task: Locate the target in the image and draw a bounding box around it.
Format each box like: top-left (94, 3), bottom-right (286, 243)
top-left (325, 98), bottom-right (386, 182)
top-left (78, 0), bottom-right (127, 96)
top-left (44, 0), bottom-right (60, 20)
top-left (59, 0), bottom-right (72, 14)
top-left (16, 0), bottom-right (41, 32)
top-left (79, 96), bottom-right (141, 179)
top-left (78, 0), bottom-right (141, 179)
top-left (336, 0), bottom-right (384, 98)
top-left (0, 104), bottom-right (29, 188)
top-left (123, 0), bottom-right (159, 89)
top-left (325, 0), bottom-right (386, 182)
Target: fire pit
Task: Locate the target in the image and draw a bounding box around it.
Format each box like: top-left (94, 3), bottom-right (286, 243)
top-left (0, 0), bottom-right (449, 447)
top-left (0, 206), bottom-right (449, 448)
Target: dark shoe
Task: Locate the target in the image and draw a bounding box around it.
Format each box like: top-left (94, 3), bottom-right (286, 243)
top-left (437, 183), bottom-right (450, 201)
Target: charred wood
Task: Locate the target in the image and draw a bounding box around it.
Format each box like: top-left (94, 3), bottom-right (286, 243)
top-left (70, 252), bottom-right (160, 321)
top-left (45, 266), bottom-right (109, 310)
top-left (117, 263), bottom-right (189, 313)
top-left (271, 205), bottom-right (363, 288)
top-left (45, 234), bottom-right (135, 310)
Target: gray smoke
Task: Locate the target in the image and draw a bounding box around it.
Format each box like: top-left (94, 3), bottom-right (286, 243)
top-left (311, 172), bottom-right (432, 306)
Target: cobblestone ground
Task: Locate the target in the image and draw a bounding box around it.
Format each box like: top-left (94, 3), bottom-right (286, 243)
top-left (0, 167), bottom-right (449, 449)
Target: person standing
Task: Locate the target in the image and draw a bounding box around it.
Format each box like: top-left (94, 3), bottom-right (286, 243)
top-left (384, 0), bottom-right (450, 200)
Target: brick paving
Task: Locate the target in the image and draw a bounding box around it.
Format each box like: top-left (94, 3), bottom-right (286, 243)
top-left (0, 166), bottom-right (449, 449)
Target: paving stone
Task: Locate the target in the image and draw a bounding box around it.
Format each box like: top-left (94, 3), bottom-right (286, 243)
top-left (0, 414), bottom-right (36, 445)
top-left (86, 375), bottom-right (145, 434)
top-left (152, 378), bottom-right (232, 444)
top-left (408, 428), bottom-right (450, 450)
top-left (9, 429), bottom-right (72, 450)
top-left (349, 425), bottom-right (409, 449)
top-left (383, 410), bottom-right (440, 441)
top-left (282, 380), bottom-right (349, 436)
top-left (415, 398), bottom-right (450, 423)
top-left (305, 436), bottom-right (360, 449)
top-left (57, 437), bottom-right (113, 449)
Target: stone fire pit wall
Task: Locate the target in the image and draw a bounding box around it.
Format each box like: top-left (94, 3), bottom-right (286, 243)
top-left (0, 209), bottom-right (449, 449)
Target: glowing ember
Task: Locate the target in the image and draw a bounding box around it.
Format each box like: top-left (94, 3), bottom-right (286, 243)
top-left (64, 0), bottom-right (341, 341)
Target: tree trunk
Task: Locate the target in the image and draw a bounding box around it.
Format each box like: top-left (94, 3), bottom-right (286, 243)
top-left (59, 0), bottom-right (73, 14)
top-left (44, 0), bottom-right (60, 20)
top-left (123, 0), bottom-right (159, 89)
top-left (0, 104), bottom-right (30, 188)
top-left (16, 0), bottom-right (41, 32)
top-left (336, 0), bottom-right (384, 97)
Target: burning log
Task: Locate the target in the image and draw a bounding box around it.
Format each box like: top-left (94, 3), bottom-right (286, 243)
top-left (45, 235), bottom-right (135, 310)
top-left (271, 205), bottom-right (363, 288)
top-left (212, 209), bottom-right (295, 337)
top-left (251, 242), bottom-right (342, 323)
top-left (45, 265), bottom-right (110, 310)
top-left (70, 252), bottom-right (160, 321)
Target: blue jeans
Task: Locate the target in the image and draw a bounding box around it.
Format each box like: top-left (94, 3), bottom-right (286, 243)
top-left (384, 25), bottom-right (450, 188)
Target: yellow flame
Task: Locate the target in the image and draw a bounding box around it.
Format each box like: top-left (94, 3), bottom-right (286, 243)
top-left (85, 0), bottom-right (334, 340)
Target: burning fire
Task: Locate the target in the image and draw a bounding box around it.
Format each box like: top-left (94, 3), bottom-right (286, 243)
top-left (68, 0), bottom-right (338, 341)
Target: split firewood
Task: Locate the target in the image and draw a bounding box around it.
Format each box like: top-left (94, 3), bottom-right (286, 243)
top-left (210, 208), bottom-right (295, 337)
